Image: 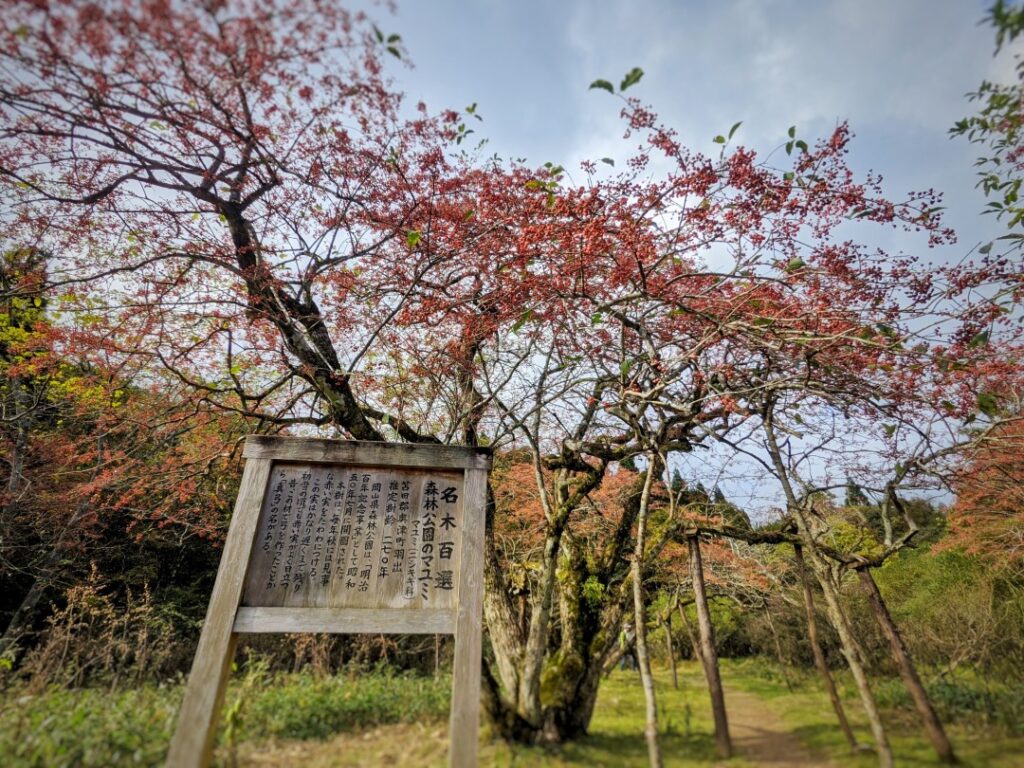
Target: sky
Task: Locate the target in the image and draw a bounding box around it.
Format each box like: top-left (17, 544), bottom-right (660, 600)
top-left (371, 0), bottom-right (1015, 267)
top-left (365, 0), bottom-right (1019, 513)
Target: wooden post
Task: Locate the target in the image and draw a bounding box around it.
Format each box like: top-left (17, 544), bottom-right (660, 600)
top-left (449, 467), bottom-right (486, 768)
top-left (166, 458), bottom-right (271, 768)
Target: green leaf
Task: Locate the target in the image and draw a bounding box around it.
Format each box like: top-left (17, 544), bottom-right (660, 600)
top-left (783, 171), bottom-right (795, 181)
top-left (406, 230), bottom-right (421, 248)
top-left (512, 308), bottom-right (534, 334)
top-left (788, 125), bottom-right (796, 138)
top-left (713, 135), bottom-right (726, 144)
top-left (977, 391), bottom-right (999, 418)
top-left (620, 67), bottom-right (644, 91)
top-left (372, 25), bottom-right (384, 42)
top-left (969, 330), bottom-right (990, 348)
top-left (601, 157), bottom-right (615, 167)
top-left (386, 46), bottom-right (401, 59)
top-left (784, 257), bottom-right (805, 273)
top-left (619, 359), bottom-right (633, 378)
top-left (795, 139), bottom-right (809, 153)
top-left (591, 312), bottom-right (603, 326)
top-left (387, 33), bottom-right (401, 43)
top-left (589, 79), bottom-right (615, 94)
top-left (728, 121), bottom-right (743, 139)
top-left (978, 241), bottom-right (993, 255)
top-left (882, 423), bottom-right (896, 438)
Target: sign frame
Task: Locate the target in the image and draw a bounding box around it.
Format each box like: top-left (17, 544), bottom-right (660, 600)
top-left (166, 436), bottom-right (491, 768)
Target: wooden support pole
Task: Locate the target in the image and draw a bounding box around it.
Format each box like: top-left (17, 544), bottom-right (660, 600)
top-left (449, 467), bottom-right (487, 768)
top-left (166, 457), bottom-right (272, 768)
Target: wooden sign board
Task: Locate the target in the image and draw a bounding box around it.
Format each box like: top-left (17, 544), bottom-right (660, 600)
top-left (167, 437), bottom-right (491, 768)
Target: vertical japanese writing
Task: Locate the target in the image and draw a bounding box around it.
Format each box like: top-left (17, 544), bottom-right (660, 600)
top-left (343, 472), bottom-right (359, 592)
top-left (280, 472), bottom-right (301, 590)
top-left (320, 472), bottom-right (337, 587)
top-left (360, 478), bottom-right (381, 592)
top-left (307, 472), bottom-right (329, 590)
top-left (436, 484), bottom-right (458, 593)
top-left (419, 480), bottom-right (439, 600)
top-left (245, 466), bottom-right (463, 609)
top-left (262, 469), bottom-right (289, 591)
top-left (403, 478), bottom-right (417, 600)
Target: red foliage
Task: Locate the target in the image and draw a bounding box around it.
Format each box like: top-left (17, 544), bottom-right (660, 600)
top-left (946, 422), bottom-right (1024, 571)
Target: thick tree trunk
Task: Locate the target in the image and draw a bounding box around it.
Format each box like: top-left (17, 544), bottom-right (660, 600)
top-left (795, 545), bottom-right (859, 751)
top-left (688, 535), bottom-right (731, 759)
top-left (857, 567), bottom-right (957, 764)
top-left (633, 461), bottom-right (662, 768)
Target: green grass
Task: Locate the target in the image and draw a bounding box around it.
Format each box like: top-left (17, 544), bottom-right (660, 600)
top-left (721, 658), bottom-right (1024, 768)
top-left (478, 668), bottom-right (738, 767)
top-left (3, 660), bottom-right (1023, 767)
top-left (0, 668), bottom-right (451, 768)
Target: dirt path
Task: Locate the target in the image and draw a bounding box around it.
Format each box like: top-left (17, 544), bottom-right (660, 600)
top-left (724, 686), bottom-right (834, 767)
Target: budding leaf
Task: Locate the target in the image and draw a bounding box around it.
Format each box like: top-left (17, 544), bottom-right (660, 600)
top-left (977, 391), bottom-right (999, 418)
top-left (620, 67), bottom-right (644, 91)
top-left (968, 330), bottom-right (990, 348)
top-left (406, 230), bottom-right (421, 248)
top-left (512, 308), bottom-right (534, 334)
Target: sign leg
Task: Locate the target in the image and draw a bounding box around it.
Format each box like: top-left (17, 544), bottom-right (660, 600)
top-left (448, 468), bottom-right (486, 768)
top-left (167, 458), bottom-right (272, 767)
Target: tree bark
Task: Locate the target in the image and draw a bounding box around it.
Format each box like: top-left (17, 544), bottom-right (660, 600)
top-left (688, 535), bottom-right (731, 759)
top-left (763, 602), bottom-right (794, 692)
top-left (857, 567), bottom-right (957, 764)
top-left (633, 460), bottom-right (662, 768)
top-left (663, 613), bottom-right (678, 689)
top-left (812, 559), bottom-right (893, 768)
top-left (762, 414), bottom-right (892, 768)
top-left (678, 602), bottom-right (703, 666)
top-left (794, 545), bottom-right (859, 751)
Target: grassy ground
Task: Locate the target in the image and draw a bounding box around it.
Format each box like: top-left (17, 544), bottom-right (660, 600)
top-left (230, 666), bottom-right (732, 768)
top-left (722, 658), bottom-right (1024, 768)
top-left (2, 660), bottom-right (1023, 767)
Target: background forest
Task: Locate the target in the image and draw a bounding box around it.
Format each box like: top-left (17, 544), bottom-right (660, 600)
top-left (1, 1), bottom-right (1023, 766)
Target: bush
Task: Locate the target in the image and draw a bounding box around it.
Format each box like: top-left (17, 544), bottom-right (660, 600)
top-left (871, 675), bottom-right (1024, 735)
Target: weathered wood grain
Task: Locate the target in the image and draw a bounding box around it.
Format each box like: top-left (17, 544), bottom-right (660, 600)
top-left (233, 606), bottom-right (455, 634)
top-left (448, 467), bottom-right (487, 768)
top-left (166, 457), bottom-right (272, 768)
top-left (170, 437), bottom-right (492, 768)
top-left (241, 465), bottom-right (464, 611)
top-left (243, 435), bottom-right (491, 470)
